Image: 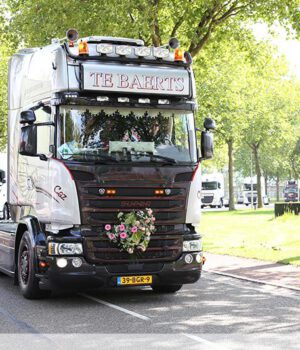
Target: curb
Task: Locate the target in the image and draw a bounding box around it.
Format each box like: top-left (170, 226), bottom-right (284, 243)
top-left (203, 269), bottom-right (300, 292)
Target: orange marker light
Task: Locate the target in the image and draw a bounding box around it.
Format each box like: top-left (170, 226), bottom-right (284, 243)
top-left (154, 189), bottom-right (164, 195)
top-left (79, 40), bottom-right (89, 55)
top-left (39, 261), bottom-right (48, 268)
top-left (174, 47), bottom-right (184, 61)
top-left (107, 189), bottom-right (116, 195)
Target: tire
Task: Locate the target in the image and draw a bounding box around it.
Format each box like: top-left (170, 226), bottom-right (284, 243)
top-left (17, 231), bottom-right (50, 299)
top-left (151, 284), bottom-right (183, 294)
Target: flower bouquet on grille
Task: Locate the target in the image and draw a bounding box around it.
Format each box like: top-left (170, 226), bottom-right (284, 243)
top-left (104, 208), bottom-right (156, 254)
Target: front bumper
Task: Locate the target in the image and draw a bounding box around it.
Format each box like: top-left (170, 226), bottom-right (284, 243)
top-left (38, 252), bottom-right (203, 291)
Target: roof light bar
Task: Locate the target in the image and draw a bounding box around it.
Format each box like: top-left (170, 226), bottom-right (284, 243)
top-left (135, 46), bottom-right (151, 57)
top-left (153, 47), bottom-right (169, 58)
top-left (97, 96), bottom-right (109, 102)
top-left (97, 43), bottom-right (114, 54)
top-left (118, 97), bottom-right (130, 103)
top-left (158, 99), bottom-right (170, 105)
top-left (116, 45), bottom-right (132, 56)
top-left (138, 98), bottom-right (150, 104)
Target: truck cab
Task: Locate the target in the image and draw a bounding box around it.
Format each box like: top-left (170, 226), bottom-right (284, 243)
top-left (242, 177), bottom-right (269, 206)
top-left (284, 180), bottom-right (299, 202)
top-left (201, 173), bottom-right (224, 208)
top-left (0, 31), bottom-right (214, 298)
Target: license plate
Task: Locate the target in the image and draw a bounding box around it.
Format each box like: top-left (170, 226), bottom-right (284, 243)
top-left (117, 275), bottom-right (152, 286)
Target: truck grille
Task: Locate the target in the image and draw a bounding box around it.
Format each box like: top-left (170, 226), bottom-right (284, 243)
top-left (247, 196), bottom-right (257, 203)
top-left (83, 233), bottom-right (183, 264)
top-left (76, 184), bottom-right (187, 225)
top-left (201, 196), bottom-right (213, 204)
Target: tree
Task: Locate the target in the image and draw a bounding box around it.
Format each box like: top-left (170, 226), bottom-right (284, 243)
top-left (4, 0), bottom-right (300, 53)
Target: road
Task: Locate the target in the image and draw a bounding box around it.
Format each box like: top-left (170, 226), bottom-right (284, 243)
top-left (0, 270), bottom-right (299, 349)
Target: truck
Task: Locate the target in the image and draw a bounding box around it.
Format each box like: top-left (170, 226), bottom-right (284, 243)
top-left (201, 173), bottom-right (224, 208)
top-left (0, 29), bottom-right (215, 298)
top-left (284, 180), bottom-right (299, 202)
top-left (242, 177), bottom-right (269, 206)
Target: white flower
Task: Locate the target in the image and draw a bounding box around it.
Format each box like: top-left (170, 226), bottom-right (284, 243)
top-left (127, 248), bottom-right (134, 254)
top-left (146, 231), bottom-right (151, 236)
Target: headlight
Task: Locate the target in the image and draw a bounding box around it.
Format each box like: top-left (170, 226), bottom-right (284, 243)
top-left (115, 45), bottom-right (132, 56)
top-left (135, 46), bottom-right (151, 57)
top-left (153, 47), bottom-right (169, 58)
top-left (97, 43), bottom-right (114, 54)
top-left (183, 239), bottom-right (202, 252)
top-left (48, 242), bottom-right (83, 256)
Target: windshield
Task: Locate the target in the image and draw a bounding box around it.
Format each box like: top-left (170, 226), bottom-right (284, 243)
top-left (285, 188), bottom-right (297, 193)
top-left (244, 184), bottom-right (257, 191)
top-left (202, 181), bottom-right (218, 190)
top-left (57, 106), bottom-right (197, 164)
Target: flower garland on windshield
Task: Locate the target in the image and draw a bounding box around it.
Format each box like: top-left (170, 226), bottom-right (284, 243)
top-left (105, 209), bottom-right (156, 254)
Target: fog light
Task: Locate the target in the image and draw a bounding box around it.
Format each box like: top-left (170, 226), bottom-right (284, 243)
top-left (184, 254), bottom-right (193, 264)
top-left (72, 257), bottom-right (83, 268)
top-left (195, 253), bottom-right (202, 263)
top-left (57, 258), bottom-right (68, 268)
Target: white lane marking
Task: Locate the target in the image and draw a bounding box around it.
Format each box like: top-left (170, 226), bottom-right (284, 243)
top-left (80, 293), bottom-right (151, 321)
top-left (183, 333), bottom-right (231, 350)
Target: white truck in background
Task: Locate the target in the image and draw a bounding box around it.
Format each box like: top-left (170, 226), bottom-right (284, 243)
top-left (201, 173), bottom-right (225, 208)
top-left (242, 177), bottom-right (269, 206)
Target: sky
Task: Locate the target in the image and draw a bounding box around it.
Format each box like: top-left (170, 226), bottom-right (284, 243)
top-left (253, 22), bottom-right (300, 78)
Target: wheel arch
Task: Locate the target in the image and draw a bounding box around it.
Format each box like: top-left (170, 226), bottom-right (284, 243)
top-left (14, 216), bottom-right (47, 283)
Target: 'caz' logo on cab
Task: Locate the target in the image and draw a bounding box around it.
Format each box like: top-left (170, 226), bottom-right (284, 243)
top-left (54, 186), bottom-right (67, 201)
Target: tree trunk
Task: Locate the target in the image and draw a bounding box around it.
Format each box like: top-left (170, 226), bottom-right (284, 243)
top-left (276, 173), bottom-right (280, 202)
top-left (253, 145), bottom-right (263, 208)
top-left (227, 139), bottom-right (235, 211)
top-left (264, 175), bottom-right (268, 196)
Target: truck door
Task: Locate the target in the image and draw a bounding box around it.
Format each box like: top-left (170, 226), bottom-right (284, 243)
top-left (18, 105), bottom-right (54, 221)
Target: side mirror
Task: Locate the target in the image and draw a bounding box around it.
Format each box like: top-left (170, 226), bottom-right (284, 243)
top-left (201, 131), bottom-right (214, 160)
top-left (20, 110), bottom-right (36, 124)
top-left (19, 125), bottom-right (37, 156)
top-left (204, 117), bottom-right (216, 131)
top-left (0, 170), bottom-right (5, 183)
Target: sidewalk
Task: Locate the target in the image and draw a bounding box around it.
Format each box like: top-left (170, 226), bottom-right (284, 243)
top-left (203, 252), bottom-right (300, 291)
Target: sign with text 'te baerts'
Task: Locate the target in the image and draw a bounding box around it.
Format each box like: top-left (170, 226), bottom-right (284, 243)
top-left (82, 64), bottom-right (190, 96)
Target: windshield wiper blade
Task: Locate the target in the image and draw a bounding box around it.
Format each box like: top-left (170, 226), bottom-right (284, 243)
top-left (59, 153), bottom-right (118, 163)
top-left (136, 153), bottom-right (177, 164)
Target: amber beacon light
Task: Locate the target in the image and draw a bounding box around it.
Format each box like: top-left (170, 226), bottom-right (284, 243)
top-left (79, 40), bottom-right (89, 55)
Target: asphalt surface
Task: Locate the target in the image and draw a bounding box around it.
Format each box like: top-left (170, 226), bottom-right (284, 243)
top-left (0, 270), bottom-right (299, 350)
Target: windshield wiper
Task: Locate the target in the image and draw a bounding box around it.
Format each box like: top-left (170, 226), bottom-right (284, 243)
top-left (134, 152), bottom-right (177, 164)
top-left (59, 153), bottom-right (118, 163)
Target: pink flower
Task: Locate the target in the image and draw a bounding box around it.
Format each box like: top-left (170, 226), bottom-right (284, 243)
top-left (147, 209), bottom-right (153, 215)
top-left (119, 224), bottom-right (125, 231)
top-left (120, 232), bottom-right (128, 239)
top-left (152, 217), bottom-right (156, 222)
top-left (108, 233), bottom-right (115, 240)
top-left (131, 226), bottom-right (138, 233)
top-left (105, 224), bottom-right (111, 231)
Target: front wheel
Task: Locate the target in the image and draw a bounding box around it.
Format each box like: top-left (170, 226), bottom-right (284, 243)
top-left (17, 231), bottom-right (50, 299)
top-left (151, 284), bottom-right (183, 294)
